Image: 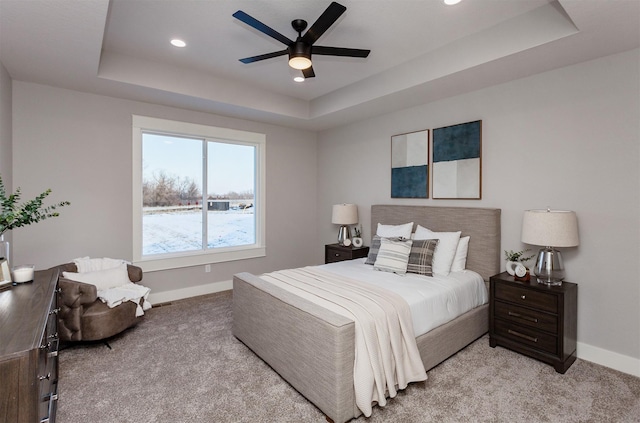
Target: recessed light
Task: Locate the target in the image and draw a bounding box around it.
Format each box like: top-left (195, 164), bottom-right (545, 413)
top-left (444, 0), bottom-right (461, 5)
top-left (294, 76), bottom-right (305, 82)
top-left (170, 39), bottom-right (186, 48)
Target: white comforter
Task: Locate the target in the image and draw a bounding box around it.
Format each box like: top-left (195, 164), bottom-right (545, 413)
top-left (261, 267), bottom-right (427, 417)
top-left (319, 258), bottom-right (489, 337)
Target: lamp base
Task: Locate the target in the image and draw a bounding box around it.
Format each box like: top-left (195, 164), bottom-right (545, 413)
top-left (534, 247), bottom-right (565, 286)
top-left (337, 225), bottom-right (351, 246)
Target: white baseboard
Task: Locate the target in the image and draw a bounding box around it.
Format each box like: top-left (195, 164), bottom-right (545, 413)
top-left (577, 342), bottom-right (640, 377)
top-left (149, 283), bottom-right (639, 378)
top-left (148, 279), bottom-right (232, 305)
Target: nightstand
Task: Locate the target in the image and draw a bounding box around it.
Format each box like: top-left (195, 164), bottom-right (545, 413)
top-left (325, 243), bottom-right (369, 264)
top-left (489, 271), bottom-right (577, 374)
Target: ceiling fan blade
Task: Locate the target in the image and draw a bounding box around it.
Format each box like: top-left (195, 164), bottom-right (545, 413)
top-left (239, 50), bottom-right (288, 64)
top-left (233, 10), bottom-right (293, 46)
top-left (301, 2), bottom-right (346, 45)
top-left (302, 66), bottom-right (315, 78)
top-left (312, 46), bottom-right (370, 58)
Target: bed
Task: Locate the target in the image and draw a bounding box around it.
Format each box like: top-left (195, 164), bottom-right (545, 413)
top-left (232, 205), bottom-right (501, 422)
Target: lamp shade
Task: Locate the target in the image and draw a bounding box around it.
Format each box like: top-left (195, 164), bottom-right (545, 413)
top-left (332, 204), bottom-right (358, 225)
top-left (521, 209), bottom-right (579, 247)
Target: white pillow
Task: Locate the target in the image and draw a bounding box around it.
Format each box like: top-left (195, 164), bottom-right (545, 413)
top-left (450, 236), bottom-right (470, 272)
top-left (414, 225), bottom-right (461, 276)
top-left (376, 222), bottom-right (414, 239)
top-left (373, 237), bottom-right (412, 275)
top-left (63, 263), bottom-right (130, 291)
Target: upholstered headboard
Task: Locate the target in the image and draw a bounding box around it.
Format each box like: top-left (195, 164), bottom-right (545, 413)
top-left (371, 205), bottom-right (501, 281)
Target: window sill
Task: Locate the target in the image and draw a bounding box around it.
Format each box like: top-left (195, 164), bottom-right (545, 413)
top-left (134, 246), bottom-right (266, 272)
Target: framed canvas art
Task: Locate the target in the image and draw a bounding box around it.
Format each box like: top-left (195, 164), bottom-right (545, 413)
top-left (391, 129), bottom-right (429, 198)
top-left (432, 120), bottom-right (482, 199)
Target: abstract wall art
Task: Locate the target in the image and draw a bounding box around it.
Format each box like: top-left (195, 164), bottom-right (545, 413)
top-left (432, 120), bottom-right (482, 199)
top-left (391, 129), bottom-right (429, 198)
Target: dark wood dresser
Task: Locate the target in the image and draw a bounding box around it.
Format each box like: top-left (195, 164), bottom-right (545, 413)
top-left (0, 269), bottom-right (60, 423)
top-left (325, 243), bottom-right (370, 264)
top-left (489, 271), bottom-right (577, 374)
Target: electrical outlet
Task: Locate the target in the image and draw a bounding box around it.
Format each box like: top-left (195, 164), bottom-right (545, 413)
top-left (205, 264), bottom-right (211, 273)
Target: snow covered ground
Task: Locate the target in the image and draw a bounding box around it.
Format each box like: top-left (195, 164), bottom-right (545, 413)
top-left (143, 209), bottom-right (255, 255)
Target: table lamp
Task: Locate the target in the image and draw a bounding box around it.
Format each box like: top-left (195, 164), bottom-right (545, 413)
top-left (521, 209), bottom-right (579, 285)
top-left (332, 204), bottom-right (358, 246)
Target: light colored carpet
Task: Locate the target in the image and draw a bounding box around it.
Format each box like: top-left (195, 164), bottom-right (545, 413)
top-left (57, 291), bottom-right (640, 422)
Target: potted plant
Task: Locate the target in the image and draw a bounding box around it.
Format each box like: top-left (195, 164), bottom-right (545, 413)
top-left (0, 175), bottom-right (70, 265)
top-left (504, 249), bottom-right (535, 280)
top-left (352, 225), bottom-right (363, 248)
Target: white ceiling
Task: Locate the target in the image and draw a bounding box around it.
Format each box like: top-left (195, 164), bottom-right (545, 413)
top-left (1, 0), bottom-right (638, 131)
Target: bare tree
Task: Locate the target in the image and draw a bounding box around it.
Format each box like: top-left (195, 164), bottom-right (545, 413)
top-left (143, 170), bottom-right (201, 206)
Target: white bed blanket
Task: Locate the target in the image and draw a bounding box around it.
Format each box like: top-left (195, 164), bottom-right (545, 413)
top-left (320, 258), bottom-right (488, 337)
top-left (261, 267), bottom-right (427, 417)
top-left (97, 283), bottom-right (152, 317)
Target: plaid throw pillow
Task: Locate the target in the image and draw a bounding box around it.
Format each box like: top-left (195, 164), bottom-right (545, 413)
top-left (406, 239), bottom-right (439, 276)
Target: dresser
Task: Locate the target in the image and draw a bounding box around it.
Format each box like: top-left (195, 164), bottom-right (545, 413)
top-left (0, 269), bottom-right (60, 423)
top-left (325, 243), bottom-right (370, 264)
top-left (489, 271), bottom-right (577, 374)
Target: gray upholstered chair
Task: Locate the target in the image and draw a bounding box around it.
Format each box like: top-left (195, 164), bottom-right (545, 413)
top-left (52, 263), bottom-right (144, 344)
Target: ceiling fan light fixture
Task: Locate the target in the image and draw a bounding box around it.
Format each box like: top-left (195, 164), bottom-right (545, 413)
top-left (288, 42), bottom-right (312, 69)
top-left (289, 56), bottom-right (312, 70)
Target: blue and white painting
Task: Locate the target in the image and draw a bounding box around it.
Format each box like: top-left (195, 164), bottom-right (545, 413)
top-left (391, 129), bottom-right (429, 198)
top-left (432, 120), bottom-right (482, 199)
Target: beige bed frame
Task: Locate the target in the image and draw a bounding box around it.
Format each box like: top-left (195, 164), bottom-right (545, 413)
top-left (232, 205), bottom-right (501, 422)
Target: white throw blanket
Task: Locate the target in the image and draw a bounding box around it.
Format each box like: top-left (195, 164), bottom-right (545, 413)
top-left (71, 257), bottom-right (152, 315)
top-left (97, 283), bottom-right (152, 317)
top-left (261, 267), bottom-right (427, 417)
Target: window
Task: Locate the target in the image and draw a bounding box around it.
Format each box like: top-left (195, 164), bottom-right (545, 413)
top-left (132, 116), bottom-right (266, 271)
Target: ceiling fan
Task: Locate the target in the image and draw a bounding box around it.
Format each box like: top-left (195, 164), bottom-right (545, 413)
top-left (232, 1), bottom-right (370, 79)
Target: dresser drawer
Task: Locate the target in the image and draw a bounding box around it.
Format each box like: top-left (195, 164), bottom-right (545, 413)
top-left (494, 283), bottom-right (558, 313)
top-left (494, 301), bottom-right (558, 333)
top-left (494, 320), bottom-right (558, 355)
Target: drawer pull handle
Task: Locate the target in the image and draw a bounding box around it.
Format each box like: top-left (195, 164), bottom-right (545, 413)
top-left (49, 308), bottom-right (60, 315)
top-left (508, 329), bottom-right (538, 343)
top-left (520, 295), bottom-right (526, 300)
top-left (335, 253), bottom-right (340, 257)
top-left (508, 311), bottom-right (539, 323)
top-left (40, 342), bottom-right (51, 350)
top-left (48, 332), bottom-right (58, 340)
top-left (39, 373), bottom-right (51, 381)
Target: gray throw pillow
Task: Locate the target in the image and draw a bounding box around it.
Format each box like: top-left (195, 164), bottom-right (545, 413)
top-left (406, 239), bottom-right (439, 276)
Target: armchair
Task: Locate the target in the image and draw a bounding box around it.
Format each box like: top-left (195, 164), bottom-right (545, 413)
top-left (53, 263), bottom-right (145, 343)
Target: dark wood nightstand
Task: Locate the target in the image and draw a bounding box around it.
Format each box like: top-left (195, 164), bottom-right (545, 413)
top-left (489, 271), bottom-right (577, 374)
top-left (325, 243), bottom-right (369, 264)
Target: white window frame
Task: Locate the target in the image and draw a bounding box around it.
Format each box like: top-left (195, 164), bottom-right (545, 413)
top-left (132, 115), bottom-right (266, 272)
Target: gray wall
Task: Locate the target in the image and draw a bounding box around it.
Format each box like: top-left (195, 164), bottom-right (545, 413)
top-left (11, 82), bottom-right (319, 296)
top-left (0, 63), bottom-right (11, 174)
top-left (0, 61), bottom-right (12, 247)
top-left (317, 49), bottom-right (640, 366)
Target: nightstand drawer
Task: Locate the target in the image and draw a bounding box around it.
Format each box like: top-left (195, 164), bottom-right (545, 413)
top-left (325, 244), bottom-right (369, 264)
top-left (494, 320), bottom-right (557, 355)
top-left (494, 301), bottom-right (557, 333)
top-left (326, 248), bottom-right (349, 263)
top-left (494, 283), bottom-right (558, 313)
